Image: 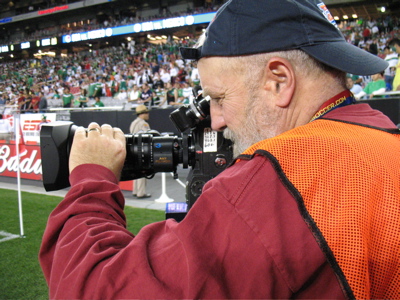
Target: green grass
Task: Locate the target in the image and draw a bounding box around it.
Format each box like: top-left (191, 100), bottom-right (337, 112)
top-left (0, 188), bottom-right (165, 300)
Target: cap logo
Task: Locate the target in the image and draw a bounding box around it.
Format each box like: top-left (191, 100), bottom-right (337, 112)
top-left (317, 2), bottom-right (338, 28)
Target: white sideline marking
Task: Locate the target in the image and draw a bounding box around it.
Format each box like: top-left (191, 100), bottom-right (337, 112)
top-left (170, 173), bottom-right (186, 188)
top-left (0, 230), bottom-right (20, 243)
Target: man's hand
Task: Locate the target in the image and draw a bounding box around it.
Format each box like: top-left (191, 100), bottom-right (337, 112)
top-left (69, 122), bottom-right (126, 180)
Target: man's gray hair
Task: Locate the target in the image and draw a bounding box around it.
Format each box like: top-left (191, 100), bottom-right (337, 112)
top-left (195, 32), bottom-right (347, 88)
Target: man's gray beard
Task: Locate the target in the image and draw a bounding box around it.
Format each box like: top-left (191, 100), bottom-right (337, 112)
top-left (223, 116), bottom-right (264, 158)
top-left (222, 95), bottom-right (278, 158)
top-left (223, 129), bottom-right (241, 158)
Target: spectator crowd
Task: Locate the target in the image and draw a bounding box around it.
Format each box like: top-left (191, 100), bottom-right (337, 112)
top-left (1, 13), bottom-right (400, 116)
top-left (0, 38), bottom-right (200, 114)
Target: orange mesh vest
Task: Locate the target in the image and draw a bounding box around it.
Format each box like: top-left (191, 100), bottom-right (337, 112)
top-left (242, 119), bottom-right (400, 299)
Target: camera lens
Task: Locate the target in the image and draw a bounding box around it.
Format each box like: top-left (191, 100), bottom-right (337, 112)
top-left (40, 122), bottom-right (194, 191)
top-left (121, 133), bottom-right (191, 181)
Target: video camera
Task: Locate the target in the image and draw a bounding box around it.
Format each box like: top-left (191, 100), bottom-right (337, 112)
top-left (40, 91), bottom-right (233, 210)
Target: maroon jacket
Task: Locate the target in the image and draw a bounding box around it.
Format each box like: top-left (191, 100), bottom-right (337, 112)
top-left (39, 103), bottom-right (396, 299)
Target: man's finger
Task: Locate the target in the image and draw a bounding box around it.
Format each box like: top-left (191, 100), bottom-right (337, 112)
top-left (87, 122), bottom-right (101, 136)
top-left (74, 126), bottom-right (87, 140)
top-left (113, 127), bottom-right (125, 141)
top-left (101, 124), bottom-right (113, 137)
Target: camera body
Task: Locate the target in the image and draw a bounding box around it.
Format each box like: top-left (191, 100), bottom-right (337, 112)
top-left (40, 93), bottom-right (233, 209)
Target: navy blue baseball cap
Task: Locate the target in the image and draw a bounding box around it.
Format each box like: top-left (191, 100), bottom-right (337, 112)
top-left (180, 0), bottom-right (388, 75)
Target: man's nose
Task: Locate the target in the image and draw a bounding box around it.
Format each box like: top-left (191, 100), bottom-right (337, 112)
top-left (210, 101), bottom-right (227, 131)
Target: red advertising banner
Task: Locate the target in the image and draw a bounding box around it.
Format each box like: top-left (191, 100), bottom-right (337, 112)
top-left (0, 141), bottom-right (42, 180)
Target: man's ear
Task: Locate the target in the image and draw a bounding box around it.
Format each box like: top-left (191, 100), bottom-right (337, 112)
top-left (263, 57), bottom-right (295, 108)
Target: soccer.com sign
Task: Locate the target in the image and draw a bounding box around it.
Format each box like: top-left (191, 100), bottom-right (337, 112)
top-left (62, 13), bottom-right (213, 44)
